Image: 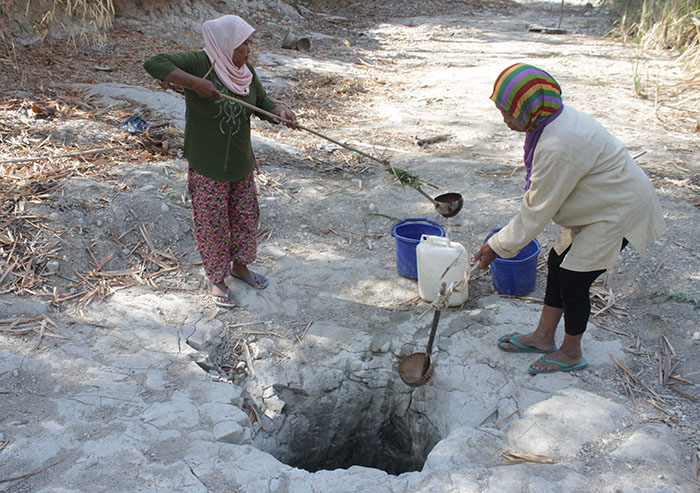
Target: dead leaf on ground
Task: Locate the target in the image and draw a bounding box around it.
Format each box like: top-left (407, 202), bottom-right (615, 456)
top-left (497, 450), bottom-right (557, 466)
top-left (31, 102), bottom-right (57, 118)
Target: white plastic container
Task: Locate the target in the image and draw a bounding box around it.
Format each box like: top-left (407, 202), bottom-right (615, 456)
top-left (416, 234), bottom-right (469, 306)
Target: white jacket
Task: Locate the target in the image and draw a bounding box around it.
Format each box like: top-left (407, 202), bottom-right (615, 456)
top-left (488, 105), bottom-right (665, 272)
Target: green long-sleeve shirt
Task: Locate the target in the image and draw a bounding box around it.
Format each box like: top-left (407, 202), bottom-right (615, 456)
top-left (144, 51), bottom-right (278, 182)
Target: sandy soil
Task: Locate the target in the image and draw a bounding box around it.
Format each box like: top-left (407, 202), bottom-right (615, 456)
top-left (1, 0), bottom-right (699, 489)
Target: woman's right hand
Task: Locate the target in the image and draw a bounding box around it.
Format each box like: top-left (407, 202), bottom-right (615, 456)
top-left (473, 242), bottom-right (498, 270)
top-left (192, 78), bottom-right (221, 99)
top-left (163, 69), bottom-right (221, 99)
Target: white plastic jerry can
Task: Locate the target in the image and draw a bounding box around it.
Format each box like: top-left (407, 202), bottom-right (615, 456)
top-left (416, 234), bottom-right (469, 306)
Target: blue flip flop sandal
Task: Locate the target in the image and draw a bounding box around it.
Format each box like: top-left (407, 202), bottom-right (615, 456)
top-left (528, 356), bottom-right (588, 374)
top-left (498, 334), bottom-right (556, 354)
top-left (232, 272), bottom-right (268, 290)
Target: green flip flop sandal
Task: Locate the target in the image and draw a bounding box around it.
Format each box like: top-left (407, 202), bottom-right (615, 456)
top-left (497, 334), bottom-right (555, 354)
top-left (528, 356), bottom-right (588, 374)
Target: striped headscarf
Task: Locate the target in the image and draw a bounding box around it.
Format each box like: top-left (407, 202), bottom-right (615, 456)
top-left (490, 64), bottom-right (564, 190)
top-left (490, 63), bottom-right (563, 131)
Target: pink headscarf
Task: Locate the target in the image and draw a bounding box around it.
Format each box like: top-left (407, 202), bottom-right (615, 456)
top-left (202, 15), bottom-right (255, 95)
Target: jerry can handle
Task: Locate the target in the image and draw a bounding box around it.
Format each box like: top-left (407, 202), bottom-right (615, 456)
top-left (420, 234), bottom-right (451, 247)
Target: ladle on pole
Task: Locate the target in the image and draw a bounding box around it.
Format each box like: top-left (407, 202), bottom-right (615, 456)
top-left (214, 93), bottom-right (463, 218)
top-left (415, 187), bottom-right (464, 218)
top-left (398, 283), bottom-right (446, 387)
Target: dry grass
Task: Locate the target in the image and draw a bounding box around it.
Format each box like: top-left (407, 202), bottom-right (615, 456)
top-left (609, 0), bottom-right (700, 86)
top-left (0, 97), bottom-right (184, 308)
top-left (1, 0), bottom-right (115, 44)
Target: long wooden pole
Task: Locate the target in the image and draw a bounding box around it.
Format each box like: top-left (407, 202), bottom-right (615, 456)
top-left (557, 0), bottom-right (565, 29)
top-left (219, 93), bottom-right (391, 167)
top-left (222, 93), bottom-right (439, 190)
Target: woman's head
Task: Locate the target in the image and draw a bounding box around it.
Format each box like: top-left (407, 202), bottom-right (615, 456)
top-left (202, 15), bottom-right (255, 95)
top-left (232, 36), bottom-right (252, 68)
top-left (203, 15), bottom-right (255, 68)
top-left (490, 63), bottom-right (562, 132)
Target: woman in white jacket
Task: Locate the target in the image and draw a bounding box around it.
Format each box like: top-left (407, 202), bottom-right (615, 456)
top-left (473, 63), bottom-right (665, 374)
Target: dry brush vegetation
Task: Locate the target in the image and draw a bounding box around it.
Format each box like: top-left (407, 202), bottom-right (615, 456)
top-left (1, 0), bottom-right (115, 44)
top-left (607, 0), bottom-right (700, 88)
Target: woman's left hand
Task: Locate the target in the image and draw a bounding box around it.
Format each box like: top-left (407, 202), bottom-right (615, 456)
top-left (271, 105), bottom-right (298, 129)
top-left (473, 242), bottom-right (498, 270)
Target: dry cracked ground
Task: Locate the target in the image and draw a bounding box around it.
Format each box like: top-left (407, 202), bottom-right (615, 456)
top-left (1, 0), bottom-right (699, 492)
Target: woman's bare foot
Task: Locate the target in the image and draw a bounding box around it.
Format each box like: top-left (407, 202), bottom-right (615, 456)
top-left (528, 332), bottom-right (585, 373)
top-left (211, 281), bottom-right (236, 308)
top-left (230, 263), bottom-right (252, 280)
top-left (528, 346), bottom-right (585, 373)
top-left (211, 281), bottom-right (228, 297)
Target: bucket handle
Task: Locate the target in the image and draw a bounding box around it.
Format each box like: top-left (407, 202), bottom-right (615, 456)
top-left (393, 218), bottom-right (443, 230)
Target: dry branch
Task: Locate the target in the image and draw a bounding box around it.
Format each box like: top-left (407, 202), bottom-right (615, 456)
top-left (590, 277), bottom-right (627, 317)
top-left (611, 355), bottom-right (666, 404)
top-left (668, 386), bottom-right (698, 403)
top-left (0, 143), bottom-right (133, 164)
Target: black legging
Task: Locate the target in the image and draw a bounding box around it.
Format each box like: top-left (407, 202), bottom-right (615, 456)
top-left (544, 239), bottom-right (628, 336)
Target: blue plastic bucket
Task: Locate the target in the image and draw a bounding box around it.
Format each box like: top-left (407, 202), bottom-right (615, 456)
top-left (484, 228), bottom-right (541, 296)
top-left (391, 218), bottom-right (445, 279)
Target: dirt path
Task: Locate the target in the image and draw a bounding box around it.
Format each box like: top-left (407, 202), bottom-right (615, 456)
top-left (1, 0), bottom-right (699, 491)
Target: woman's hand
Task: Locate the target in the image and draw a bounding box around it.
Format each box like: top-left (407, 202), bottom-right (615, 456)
top-left (271, 105), bottom-right (298, 128)
top-left (163, 69), bottom-right (221, 99)
top-left (473, 242), bottom-right (498, 270)
top-left (191, 78), bottom-right (221, 99)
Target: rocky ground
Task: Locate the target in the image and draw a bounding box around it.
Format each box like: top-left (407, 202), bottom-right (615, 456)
top-left (1, 0), bottom-right (699, 492)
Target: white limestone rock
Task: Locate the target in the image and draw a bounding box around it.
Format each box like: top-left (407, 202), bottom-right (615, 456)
top-left (422, 426), bottom-right (498, 471)
top-left (610, 425), bottom-right (680, 464)
top-left (486, 464), bottom-right (588, 492)
top-left (199, 402), bottom-right (250, 427)
top-left (213, 421), bottom-right (251, 444)
top-left (506, 387), bottom-right (628, 458)
top-left (141, 392), bottom-right (201, 428)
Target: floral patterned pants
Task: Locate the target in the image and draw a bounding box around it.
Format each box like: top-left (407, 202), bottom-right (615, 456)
top-left (188, 168), bottom-right (258, 284)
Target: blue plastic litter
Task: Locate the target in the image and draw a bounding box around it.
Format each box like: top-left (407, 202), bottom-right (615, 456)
top-left (120, 115), bottom-right (150, 134)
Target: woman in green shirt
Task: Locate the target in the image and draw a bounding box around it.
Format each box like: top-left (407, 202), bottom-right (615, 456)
top-left (144, 14), bottom-right (298, 307)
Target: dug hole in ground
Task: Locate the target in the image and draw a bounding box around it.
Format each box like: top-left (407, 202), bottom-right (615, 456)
top-left (0, 0), bottom-right (699, 491)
